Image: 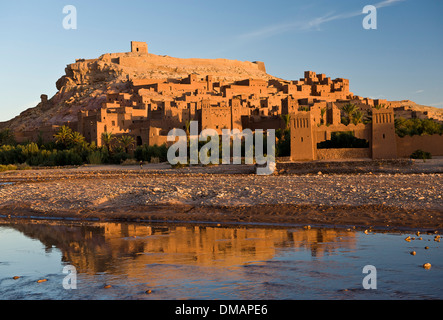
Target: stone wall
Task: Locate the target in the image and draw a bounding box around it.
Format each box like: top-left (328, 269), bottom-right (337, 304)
top-left (316, 148), bottom-right (371, 160)
top-left (396, 134), bottom-right (443, 158)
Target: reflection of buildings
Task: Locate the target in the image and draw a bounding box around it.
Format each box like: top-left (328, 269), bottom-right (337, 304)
top-left (5, 221), bottom-right (357, 277)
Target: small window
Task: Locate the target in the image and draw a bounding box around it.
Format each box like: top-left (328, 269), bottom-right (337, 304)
top-left (383, 134), bottom-right (386, 139)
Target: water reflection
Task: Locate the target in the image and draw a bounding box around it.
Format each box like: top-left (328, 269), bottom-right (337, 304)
top-left (1, 219), bottom-right (442, 300)
top-left (2, 220), bottom-right (357, 275)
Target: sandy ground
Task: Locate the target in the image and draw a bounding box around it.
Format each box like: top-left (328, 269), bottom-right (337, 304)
top-left (1, 160), bottom-right (442, 231)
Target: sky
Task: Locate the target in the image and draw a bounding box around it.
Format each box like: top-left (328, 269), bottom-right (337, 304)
top-left (0, 0), bottom-right (442, 122)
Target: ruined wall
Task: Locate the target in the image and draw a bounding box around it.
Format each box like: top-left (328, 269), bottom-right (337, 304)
top-left (396, 134), bottom-right (443, 158)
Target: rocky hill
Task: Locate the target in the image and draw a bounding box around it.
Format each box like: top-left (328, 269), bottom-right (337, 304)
top-left (1, 42), bottom-right (442, 132)
top-left (0, 44), bottom-right (276, 132)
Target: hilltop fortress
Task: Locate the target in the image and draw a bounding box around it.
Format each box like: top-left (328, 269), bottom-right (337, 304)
top-left (4, 41), bottom-right (443, 161)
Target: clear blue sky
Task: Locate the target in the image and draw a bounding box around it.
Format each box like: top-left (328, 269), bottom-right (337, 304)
top-left (0, 0), bottom-right (442, 122)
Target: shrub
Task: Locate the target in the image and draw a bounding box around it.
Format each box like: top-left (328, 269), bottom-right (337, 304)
top-left (135, 144), bottom-right (168, 162)
top-left (121, 158), bottom-right (139, 166)
top-left (109, 152), bottom-right (130, 164)
top-left (0, 164), bottom-right (17, 172)
top-left (410, 150), bottom-right (432, 160)
top-left (276, 130), bottom-right (290, 157)
top-left (317, 132), bottom-right (369, 149)
top-left (396, 118), bottom-right (443, 137)
top-left (87, 151), bottom-right (103, 165)
top-left (0, 129), bottom-right (16, 146)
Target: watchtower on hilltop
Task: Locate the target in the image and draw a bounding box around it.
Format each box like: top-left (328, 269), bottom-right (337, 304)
top-left (131, 41), bottom-right (148, 54)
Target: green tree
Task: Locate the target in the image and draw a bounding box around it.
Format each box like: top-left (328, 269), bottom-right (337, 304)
top-left (281, 114), bottom-right (291, 131)
top-left (341, 103), bottom-right (357, 125)
top-left (352, 110), bottom-right (364, 125)
top-left (69, 131), bottom-right (86, 147)
top-left (0, 128), bottom-right (15, 146)
top-left (54, 125), bottom-right (73, 148)
top-left (119, 135), bottom-right (135, 154)
top-left (101, 132), bottom-right (114, 152)
top-left (395, 117), bottom-right (443, 137)
top-left (374, 104), bottom-right (386, 110)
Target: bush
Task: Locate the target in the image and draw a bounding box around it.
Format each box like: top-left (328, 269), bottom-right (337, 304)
top-left (317, 132), bottom-right (369, 149)
top-left (0, 164), bottom-right (17, 172)
top-left (396, 118), bottom-right (443, 137)
top-left (87, 151), bottom-right (103, 165)
top-left (276, 130), bottom-right (290, 157)
top-left (53, 150), bottom-right (83, 166)
top-left (410, 150), bottom-right (432, 160)
top-left (135, 144), bottom-right (168, 162)
top-left (121, 158), bottom-right (139, 166)
top-left (109, 152), bottom-right (130, 164)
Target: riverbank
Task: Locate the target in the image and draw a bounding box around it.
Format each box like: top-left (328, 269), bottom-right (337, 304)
top-left (0, 161), bottom-right (442, 231)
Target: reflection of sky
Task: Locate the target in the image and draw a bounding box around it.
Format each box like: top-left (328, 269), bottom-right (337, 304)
top-left (0, 221), bottom-right (442, 300)
top-left (0, 226), bottom-right (63, 279)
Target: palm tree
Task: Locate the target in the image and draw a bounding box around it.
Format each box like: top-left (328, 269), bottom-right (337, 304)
top-left (352, 110), bottom-right (364, 125)
top-left (374, 104), bottom-right (386, 110)
top-left (119, 135), bottom-right (135, 154)
top-left (342, 103), bottom-right (357, 125)
top-left (184, 120), bottom-right (191, 137)
top-left (281, 114), bottom-right (291, 131)
top-left (184, 120), bottom-right (191, 145)
top-left (69, 131), bottom-right (86, 147)
top-left (54, 125), bottom-right (73, 148)
top-left (364, 109), bottom-right (373, 124)
top-left (101, 132), bottom-right (114, 151)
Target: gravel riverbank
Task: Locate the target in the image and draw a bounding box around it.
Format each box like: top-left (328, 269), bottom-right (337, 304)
top-left (1, 163), bottom-right (442, 231)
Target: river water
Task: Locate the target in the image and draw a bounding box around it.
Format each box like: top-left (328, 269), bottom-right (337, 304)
top-left (0, 218), bottom-right (442, 300)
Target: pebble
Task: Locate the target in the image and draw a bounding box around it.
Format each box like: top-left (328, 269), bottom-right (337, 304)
top-left (1, 168), bottom-right (442, 230)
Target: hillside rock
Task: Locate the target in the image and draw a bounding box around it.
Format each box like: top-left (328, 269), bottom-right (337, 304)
top-left (1, 47), bottom-right (275, 132)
